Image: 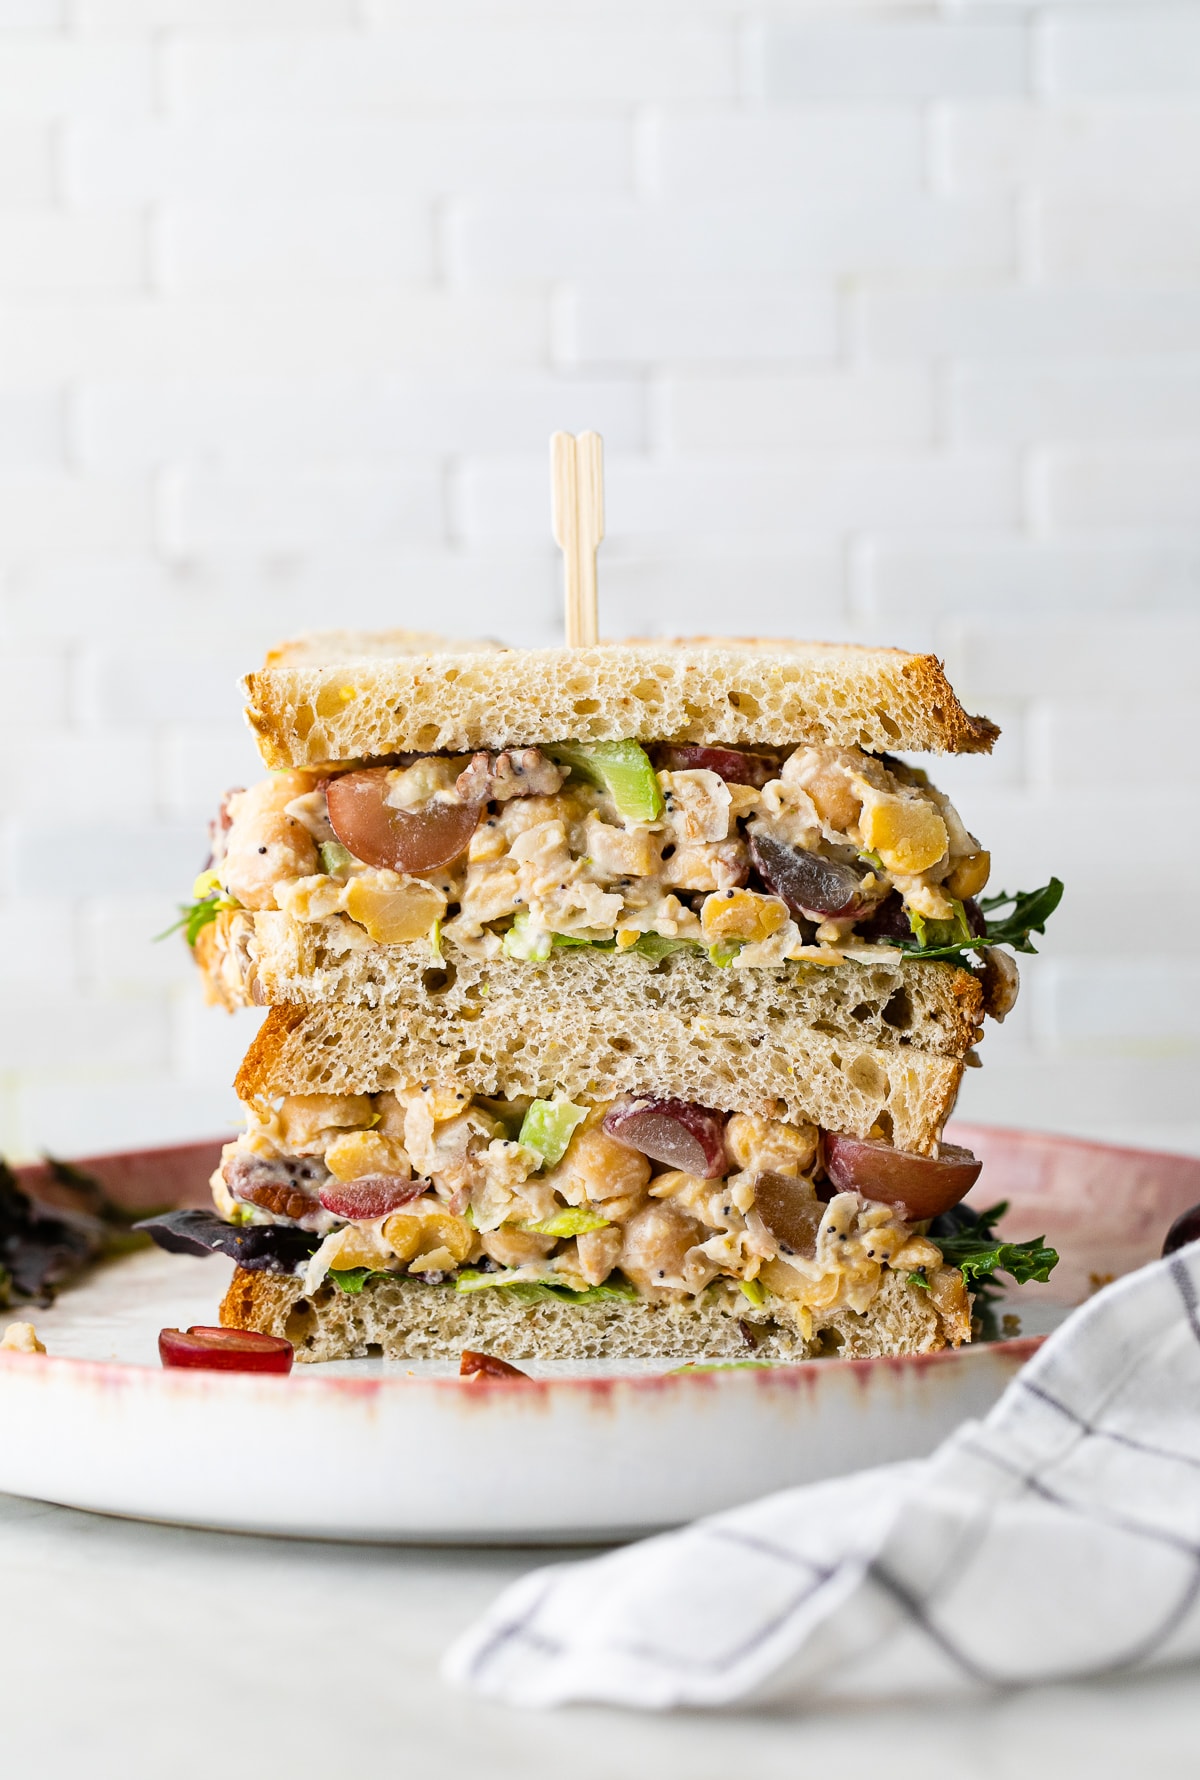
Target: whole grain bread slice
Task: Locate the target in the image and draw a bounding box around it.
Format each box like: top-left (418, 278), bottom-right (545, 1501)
top-left (243, 633), bottom-right (998, 769)
top-left (234, 1000), bottom-right (964, 1153)
top-left (199, 909), bottom-right (983, 1059)
top-left (220, 1264), bottom-right (946, 1364)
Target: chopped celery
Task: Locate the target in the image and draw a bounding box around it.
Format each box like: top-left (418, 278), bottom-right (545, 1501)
top-left (319, 840), bottom-right (353, 875)
top-left (708, 939), bottom-right (744, 968)
top-left (548, 739), bottom-right (664, 823)
top-left (517, 1098), bottom-right (587, 1169)
top-left (740, 1277), bottom-right (767, 1308)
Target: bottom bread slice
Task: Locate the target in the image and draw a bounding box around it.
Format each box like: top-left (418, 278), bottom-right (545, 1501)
top-left (220, 1264), bottom-right (947, 1364)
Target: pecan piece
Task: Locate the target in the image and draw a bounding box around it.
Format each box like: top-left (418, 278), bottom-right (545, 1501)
top-left (223, 1151), bottom-right (330, 1225)
top-left (456, 748), bottom-right (566, 803)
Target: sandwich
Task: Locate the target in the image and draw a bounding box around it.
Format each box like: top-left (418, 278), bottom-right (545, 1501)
top-left (146, 630), bottom-right (1061, 1364)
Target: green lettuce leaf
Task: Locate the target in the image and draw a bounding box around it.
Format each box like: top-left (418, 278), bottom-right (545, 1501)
top-left (888, 878), bottom-right (1063, 964)
top-left (155, 871), bottom-right (240, 947)
top-left (626, 932), bottom-right (695, 963)
top-left (155, 893), bottom-right (233, 947)
top-left (503, 922), bottom-right (704, 968)
top-left (502, 911), bottom-right (553, 962)
top-left (707, 938), bottom-right (744, 968)
top-left (928, 1201), bottom-right (1059, 1293)
top-left (328, 1266), bottom-right (399, 1294)
top-left (454, 1268), bottom-right (637, 1305)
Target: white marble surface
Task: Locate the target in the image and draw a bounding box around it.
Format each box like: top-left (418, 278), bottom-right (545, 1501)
top-left (2, 1490), bottom-right (1199, 1780)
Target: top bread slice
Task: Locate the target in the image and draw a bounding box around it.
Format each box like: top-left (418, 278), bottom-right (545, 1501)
top-left (243, 631), bottom-right (998, 770)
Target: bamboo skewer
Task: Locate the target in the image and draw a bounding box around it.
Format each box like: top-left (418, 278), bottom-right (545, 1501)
top-left (551, 429), bottom-right (604, 647)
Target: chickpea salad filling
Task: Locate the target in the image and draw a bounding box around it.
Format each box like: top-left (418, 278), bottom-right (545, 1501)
top-left (175, 739), bottom-right (1059, 985)
top-left (132, 1085), bottom-right (1060, 1350)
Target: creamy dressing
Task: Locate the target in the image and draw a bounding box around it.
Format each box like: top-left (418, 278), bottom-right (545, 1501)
top-left (216, 1086), bottom-right (970, 1345)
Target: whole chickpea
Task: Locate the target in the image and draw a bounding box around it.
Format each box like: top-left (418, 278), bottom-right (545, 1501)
top-left (222, 777), bottom-right (318, 909)
top-left (545, 1127), bottom-right (651, 1205)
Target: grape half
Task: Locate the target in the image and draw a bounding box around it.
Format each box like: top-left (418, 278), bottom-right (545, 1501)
top-left (602, 1098), bottom-right (728, 1178)
top-left (327, 767), bottom-right (480, 874)
top-left (159, 1326), bottom-right (294, 1374)
top-left (749, 832), bottom-right (871, 920)
top-left (824, 1134), bottom-right (981, 1220)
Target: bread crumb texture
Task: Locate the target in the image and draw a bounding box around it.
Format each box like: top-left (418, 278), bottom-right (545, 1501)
top-left (221, 1265), bottom-right (945, 1363)
top-left (204, 910), bottom-right (982, 1059)
top-left (243, 638), bottom-right (998, 770)
top-left (235, 1002), bottom-right (963, 1154)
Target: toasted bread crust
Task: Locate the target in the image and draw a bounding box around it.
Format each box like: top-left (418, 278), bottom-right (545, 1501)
top-left (219, 1264), bottom-right (947, 1363)
top-left (242, 636), bottom-right (998, 769)
top-left (263, 627), bottom-right (500, 667)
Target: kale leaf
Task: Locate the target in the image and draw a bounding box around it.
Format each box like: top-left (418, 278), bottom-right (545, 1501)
top-left (889, 878), bottom-right (1063, 964)
top-left (928, 1200), bottom-right (1059, 1295)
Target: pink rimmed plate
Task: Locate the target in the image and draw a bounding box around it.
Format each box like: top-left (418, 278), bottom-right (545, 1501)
top-left (0, 1125), bottom-right (1196, 1544)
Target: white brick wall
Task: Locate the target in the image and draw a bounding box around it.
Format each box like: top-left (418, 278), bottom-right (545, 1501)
top-left (0, 0), bottom-right (1196, 1165)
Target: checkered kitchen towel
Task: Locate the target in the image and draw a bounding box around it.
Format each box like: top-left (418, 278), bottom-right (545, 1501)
top-left (444, 1245), bottom-right (1200, 1709)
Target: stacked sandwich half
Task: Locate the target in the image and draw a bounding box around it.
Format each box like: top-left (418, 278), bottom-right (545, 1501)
top-left (149, 631), bottom-right (1061, 1363)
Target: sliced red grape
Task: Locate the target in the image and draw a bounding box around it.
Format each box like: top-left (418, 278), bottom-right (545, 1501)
top-left (602, 1097), bottom-right (728, 1178)
top-left (654, 744), bottom-right (781, 788)
top-left (1163, 1204), bottom-right (1200, 1257)
top-left (318, 1176), bottom-right (425, 1220)
top-left (824, 1134), bottom-right (982, 1220)
top-left (159, 1326), bottom-right (294, 1374)
top-left (749, 832), bottom-right (871, 921)
top-left (326, 767), bottom-right (481, 875)
top-left (460, 1349), bottom-right (530, 1380)
top-left (752, 1171), bottom-right (823, 1259)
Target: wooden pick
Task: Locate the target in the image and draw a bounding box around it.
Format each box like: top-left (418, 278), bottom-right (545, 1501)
top-left (551, 429), bottom-right (604, 647)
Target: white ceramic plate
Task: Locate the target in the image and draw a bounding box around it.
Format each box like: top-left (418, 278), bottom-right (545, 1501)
top-left (1, 1125), bottom-right (1196, 1544)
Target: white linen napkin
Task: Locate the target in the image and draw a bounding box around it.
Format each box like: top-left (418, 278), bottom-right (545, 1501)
top-left (443, 1244), bottom-right (1200, 1710)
